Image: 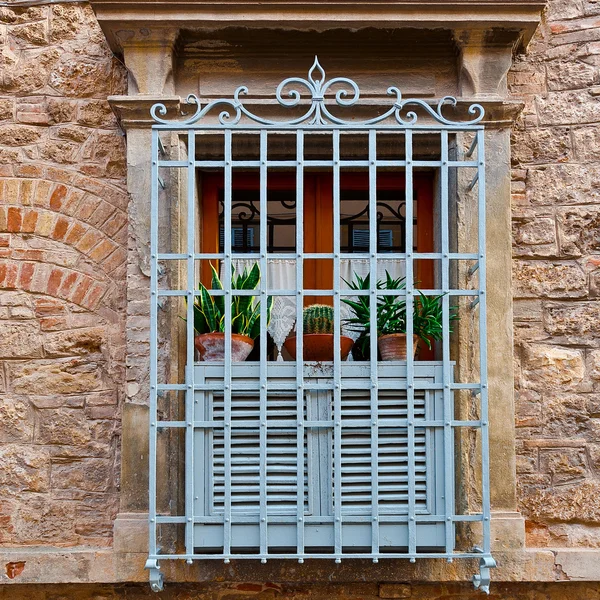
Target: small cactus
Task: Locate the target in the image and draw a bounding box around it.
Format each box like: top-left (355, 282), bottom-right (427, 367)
top-left (303, 304), bottom-right (334, 334)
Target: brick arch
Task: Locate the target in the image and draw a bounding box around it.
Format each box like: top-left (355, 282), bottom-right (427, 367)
top-left (0, 259), bottom-right (110, 311)
top-left (0, 177), bottom-right (127, 277)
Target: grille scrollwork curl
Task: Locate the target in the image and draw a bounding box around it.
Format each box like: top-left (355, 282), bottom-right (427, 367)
top-left (150, 56), bottom-right (484, 127)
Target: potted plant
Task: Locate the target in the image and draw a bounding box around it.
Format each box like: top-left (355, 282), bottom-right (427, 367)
top-left (192, 263), bottom-right (272, 361)
top-left (283, 304), bottom-right (354, 362)
top-left (342, 272), bottom-right (458, 361)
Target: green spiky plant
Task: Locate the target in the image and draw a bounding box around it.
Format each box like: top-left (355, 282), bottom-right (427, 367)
top-left (342, 271), bottom-right (458, 358)
top-left (302, 304), bottom-right (334, 334)
top-left (192, 263), bottom-right (272, 340)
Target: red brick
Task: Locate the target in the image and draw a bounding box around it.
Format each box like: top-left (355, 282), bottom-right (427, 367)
top-left (49, 184), bottom-right (68, 210)
top-left (65, 222), bottom-right (87, 245)
top-left (0, 262), bottom-right (6, 286)
top-left (7, 207), bottom-right (22, 233)
top-left (58, 271), bottom-right (79, 298)
top-left (75, 230), bottom-right (102, 254)
top-left (34, 297), bottom-right (66, 316)
top-left (18, 262), bottom-right (35, 289)
top-left (88, 201), bottom-right (115, 228)
top-left (76, 195), bottom-right (99, 221)
top-left (88, 239), bottom-right (116, 263)
top-left (81, 281), bottom-right (108, 310)
top-left (101, 247), bottom-right (126, 274)
top-left (21, 208), bottom-right (38, 233)
top-left (13, 248), bottom-right (43, 262)
top-left (39, 316), bottom-right (68, 331)
top-left (47, 267), bottom-right (64, 297)
top-left (19, 180), bottom-right (35, 205)
top-left (52, 217), bottom-right (70, 241)
top-left (0, 234), bottom-right (9, 248)
top-left (70, 276), bottom-right (93, 306)
top-left (15, 165), bottom-right (44, 178)
top-left (46, 167), bottom-right (74, 185)
top-left (60, 190), bottom-right (83, 216)
top-left (4, 262), bottom-right (18, 288)
top-left (101, 210), bottom-right (127, 238)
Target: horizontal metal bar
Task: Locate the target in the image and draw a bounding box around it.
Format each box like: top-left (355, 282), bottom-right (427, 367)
top-left (153, 124), bottom-right (485, 132)
top-left (155, 252), bottom-right (481, 261)
top-left (149, 552), bottom-right (490, 561)
top-left (153, 513), bottom-right (486, 525)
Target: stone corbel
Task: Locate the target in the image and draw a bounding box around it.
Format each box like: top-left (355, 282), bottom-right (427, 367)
top-left (454, 29), bottom-right (520, 99)
top-left (115, 27), bottom-right (179, 96)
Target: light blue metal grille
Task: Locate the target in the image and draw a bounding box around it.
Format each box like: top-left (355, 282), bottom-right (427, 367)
top-left (146, 58), bottom-right (494, 593)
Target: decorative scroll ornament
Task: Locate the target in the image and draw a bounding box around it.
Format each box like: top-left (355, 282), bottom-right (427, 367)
top-left (151, 56), bottom-right (485, 127)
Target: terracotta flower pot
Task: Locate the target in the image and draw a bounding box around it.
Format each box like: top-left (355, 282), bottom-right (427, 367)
top-left (283, 334), bottom-right (354, 362)
top-left (378, 333), bottom-right (419, 361)
top-left (194, 333), bottom-right (254, 362)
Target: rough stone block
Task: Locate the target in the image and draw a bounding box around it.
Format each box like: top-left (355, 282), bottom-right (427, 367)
top-left (51, 458), bottom-right (111, 492)
top-left (573, 125), bottom-right (600, 161)
top-left (513, 261), bottom-right (588, 299)
top-left (527, 164), bottom-right (600, 205)
top-left (548, 60), bottom-right (599, 92)
top-left (35, 407), bottom-right (92, 446)
top-left (0, 322), bottom-right (42, 358)
top-left (511, 127), bottom-right (572, 165)
top-left (520, 480), bottom-right (600, 524)
top-left (538, 89), bottom-right (600, 125)
top-left (512, 215), bottom-right (557, 256)
top-left (43, 327), bottom-right (104, 357)
top-left (539, 448), bottom-right (588, 485)
top-left (544, 302), bottom-right (600, 339)
top-left (557, 206), bottom-right (600, 257)
top-left (0, 397), bottom-right (33, 442)
top-left (521, 344), bottom-right (585, 389)
top-left (10, 358), bottom-right (104, 395)
top-left (0, 445), bottom-right (50, 493)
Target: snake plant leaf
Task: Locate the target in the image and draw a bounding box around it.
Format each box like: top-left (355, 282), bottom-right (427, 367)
top-left (210, 263), bottom-right (225, 317)
top-left (247, 301), bottom-right (262, 340)
top-left (200, 285), bottom-right (217, 332)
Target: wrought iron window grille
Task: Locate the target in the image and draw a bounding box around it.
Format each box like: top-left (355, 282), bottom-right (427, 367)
top-left (147, 58), bottom-right (494, 593)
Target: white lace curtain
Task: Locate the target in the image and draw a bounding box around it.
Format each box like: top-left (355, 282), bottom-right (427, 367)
top-left (224, 259), bottom-right (406, 359)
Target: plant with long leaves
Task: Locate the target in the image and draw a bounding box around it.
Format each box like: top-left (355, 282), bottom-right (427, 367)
top-left (192, 263), bottom-right (272, 340)
top-left (342, 271), bottom-right (458, 355)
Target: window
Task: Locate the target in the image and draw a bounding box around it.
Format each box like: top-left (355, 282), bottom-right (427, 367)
top-left (149, 59), bottom-right (492, 583)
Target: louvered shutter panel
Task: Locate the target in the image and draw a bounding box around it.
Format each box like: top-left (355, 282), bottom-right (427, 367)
top-left (339, 391), bottom-right (428, 513)
top-left (211, 391), bottom-right (308, 515)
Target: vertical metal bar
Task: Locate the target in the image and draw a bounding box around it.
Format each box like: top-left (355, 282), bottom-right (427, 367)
top-left (332, 129), bottom-right (343, 561)
top-left (477, 129), bottom-right (491, 554)
top-left (295, 130), bottom-right (305, 561)
top-left (185, 130), bottom-right (197, 559)
top-left (223, 129), bottom-right (233, 560)
top-left (404, 129), bottom-right (416, 559)
top-left (440, 129), bottom-right (454, 556)
top-left (149, 128), bottom-right (159, 560)
top-left (259, 130), bottom-right (268, 561)
top-left (368, 129), bottom-right (379, 559)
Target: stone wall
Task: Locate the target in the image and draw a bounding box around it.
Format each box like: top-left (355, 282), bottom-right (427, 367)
top-left (509, 0), bottom-right (600, 548)
top-left (1, 582), bottom-right (600, 600)
top-left (0, 2), bottom-right (127, 545)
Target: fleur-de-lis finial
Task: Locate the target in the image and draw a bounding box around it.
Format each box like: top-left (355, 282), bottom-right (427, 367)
top-left (150, 57), bottom-right (485, 127)
top-left (308, 56), bottom-right (326, 87)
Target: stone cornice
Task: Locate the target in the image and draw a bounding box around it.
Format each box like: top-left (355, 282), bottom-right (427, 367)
top-left (90, 1), bottom-right (545, 54)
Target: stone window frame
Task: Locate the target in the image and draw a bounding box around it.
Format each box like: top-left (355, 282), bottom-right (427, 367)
top-left (90, 0), bottom-right (545, 581)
